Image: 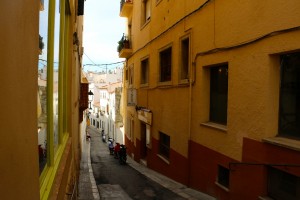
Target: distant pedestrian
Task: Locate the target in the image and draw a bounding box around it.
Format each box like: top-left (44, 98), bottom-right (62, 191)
top-left (108, 138), bottom-right (114, 155)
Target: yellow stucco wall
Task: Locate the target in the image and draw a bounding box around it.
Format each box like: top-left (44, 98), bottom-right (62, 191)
top-left (0, 1), bottom-right (40, 199)
top-left (189, 0), bottom-right (300, 160)
top-left (126, 0), bottom-right (300, 161)
top-left (194, 30), bottom-right (300, 160)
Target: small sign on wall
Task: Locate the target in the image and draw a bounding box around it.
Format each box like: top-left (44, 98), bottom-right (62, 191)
top-left (127, 88), bottom-right (137, 106)
top-left (137, 109), bottom-right (152, 125)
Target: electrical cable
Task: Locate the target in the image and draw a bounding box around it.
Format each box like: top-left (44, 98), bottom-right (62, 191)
top-left (194, 25), bottom-right (300, 59)
top-left (83, 61), bottom-right (125, 66)
top-left (83, 61), bottom-right (126, 72)
top-left (83, 51), bottom-right (125, 71)
top-left (83, 52), bottom-right (96, 64)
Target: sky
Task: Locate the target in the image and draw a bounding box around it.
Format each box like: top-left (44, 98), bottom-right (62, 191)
top-left (82, 0), bottom-right (126, 72)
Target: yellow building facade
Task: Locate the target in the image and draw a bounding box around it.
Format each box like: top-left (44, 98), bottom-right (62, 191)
top-left (0, 0), bottom-right (87, 199)
top-left (120, 0), bottom-right (300, 199)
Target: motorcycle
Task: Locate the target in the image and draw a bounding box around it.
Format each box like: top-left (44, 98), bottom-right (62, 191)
top-left (118, 144), bottom-right (127, 165)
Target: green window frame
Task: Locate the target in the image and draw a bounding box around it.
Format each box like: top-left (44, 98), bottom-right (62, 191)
top-left (38, 0), bottom-right (71, 199)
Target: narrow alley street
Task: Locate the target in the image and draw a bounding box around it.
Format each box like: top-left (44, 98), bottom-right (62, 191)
top-left (82, 126), bottom-right (215, 200)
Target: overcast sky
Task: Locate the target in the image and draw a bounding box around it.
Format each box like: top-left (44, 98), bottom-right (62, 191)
top-left (83, 0), bottom-right (126, 72)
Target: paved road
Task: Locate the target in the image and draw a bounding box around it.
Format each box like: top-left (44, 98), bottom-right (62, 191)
top-left (89, 127), bottom-right (186, 200)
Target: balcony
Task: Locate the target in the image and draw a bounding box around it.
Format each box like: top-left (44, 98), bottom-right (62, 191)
top-left (120, 0), bottom-right (133, 18)
top-left (117, 34), bottom-right (132, 58)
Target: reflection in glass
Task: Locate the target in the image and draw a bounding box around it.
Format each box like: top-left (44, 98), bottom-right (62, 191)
top-left (53, 0), bottom-right (61, 152)
top-left (38, 0), bottom-right (49, 174)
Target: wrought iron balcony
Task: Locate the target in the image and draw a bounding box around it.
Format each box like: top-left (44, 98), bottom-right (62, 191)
top-left (117, 34), bottom-right (132, 58)
top-left (120, 0), bottom-right (133, 17)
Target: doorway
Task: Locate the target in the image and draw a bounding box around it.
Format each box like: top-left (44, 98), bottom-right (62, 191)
top-left (140, 122), bottom-right (147, 160)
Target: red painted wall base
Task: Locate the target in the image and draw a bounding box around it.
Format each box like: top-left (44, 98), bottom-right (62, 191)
top-left (125, 135), bottom-right (300, 200)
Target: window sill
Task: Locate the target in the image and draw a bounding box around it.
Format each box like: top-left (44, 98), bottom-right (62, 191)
top-left (201, 122), bottom-right (227, 132)
top-left (141, 19), bottom-right (150, 30)
top-left (157, 154), bottom-right (170, 165)
top-left (157, 81), bottom-right (172, 87)
top-left (140, 83), bottom-right (149, 88)
top-left (262, 137), bottom-right (300, 152)
top-left (215, 182), bottom-right (229, 192)
top-left (179, 79), bottom-right (189, 85)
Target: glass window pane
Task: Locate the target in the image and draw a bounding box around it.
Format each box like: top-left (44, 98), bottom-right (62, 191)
top-left (141, 58), bottom-right (149, 84)
top-left (279, 53), bottom-right (300, 138)
top-left (159, 132), bottom-right (170, 158)
top-left (38, 0), bottom-right (49, 174)
top-left (181, 38), bottom-right (189, 80)
top-left (210, 65), bottom-right (228, 125)
top-left (268, 167), bottom-right (300, 199)
top-left (53, 0), bottom-right (61, 151)
top-left (218, 165), bottom-right (230, 188)
top-left (160, 47), bottom-right (172, 82)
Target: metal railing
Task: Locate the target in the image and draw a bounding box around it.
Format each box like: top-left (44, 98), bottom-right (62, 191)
top-left (117, 34), bottom-right (131, 52)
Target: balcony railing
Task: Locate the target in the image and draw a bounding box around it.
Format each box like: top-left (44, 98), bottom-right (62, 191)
top-left (120, 0), bottom-right (133, 17)
top-left (117, 34), bottom-right (132, 58)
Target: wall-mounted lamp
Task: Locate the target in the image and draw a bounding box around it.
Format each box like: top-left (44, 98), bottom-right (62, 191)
top-left (88, 90), bottom-right (94, 109)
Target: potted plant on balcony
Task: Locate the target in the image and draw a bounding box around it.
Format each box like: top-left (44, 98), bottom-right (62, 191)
top-left (117, 39), bottom-right (124, 53)
top-left (117, 34), bottom-right (130, 53)
top-left (39, 34), bottom-right (44, 55)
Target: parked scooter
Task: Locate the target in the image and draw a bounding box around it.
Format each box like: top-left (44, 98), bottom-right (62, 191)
top-left (118, 144), bottom-right (127, 165)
